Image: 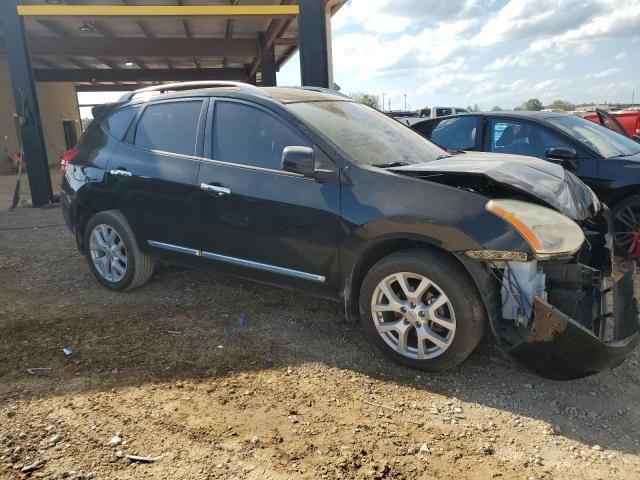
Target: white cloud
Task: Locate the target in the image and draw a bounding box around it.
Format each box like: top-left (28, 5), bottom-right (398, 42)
top-left (333, 0), bottom-right (481, 33)
top-left (327, 0), bottom-right (640, 107)
top-left (332, 19), bottom-right (477, 79)
top-left (471, 0), bottom-right (599, 47)
top-left (417, 72), bottom-right (491, 95)
top-left (484, 54), bottom-right (533, 71)
top-left (585, 68), bottom-right (623, 79)
top-left (534, 79), bottom-right (569, 91)
top-left (575, 43), bottom-right (595, 56)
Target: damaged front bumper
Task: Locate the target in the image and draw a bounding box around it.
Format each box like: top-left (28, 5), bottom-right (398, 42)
top-left (504, 263), bottom-right (639, 380)
top-left (465, 207), bottom-right (640, 380)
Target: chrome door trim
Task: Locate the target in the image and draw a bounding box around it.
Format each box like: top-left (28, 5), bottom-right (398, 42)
top-left (148, 240), bottom-right (201, 256)
top-left (202, 250), bottom-right (326, 283)
top-left (146, 240), bottom-right (325, 283)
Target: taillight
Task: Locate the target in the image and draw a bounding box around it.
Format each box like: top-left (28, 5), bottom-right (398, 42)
top-left (60, 146), bottom-right (79, 174)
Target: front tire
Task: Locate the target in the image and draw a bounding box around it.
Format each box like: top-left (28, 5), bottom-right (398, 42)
top-left (84, 210), bottom-right (155, 291)
top-left (359, 249), bottom-right (485, 372)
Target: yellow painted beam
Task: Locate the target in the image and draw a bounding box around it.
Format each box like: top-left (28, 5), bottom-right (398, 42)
top-left (16, 5), bottom-right (300, 18)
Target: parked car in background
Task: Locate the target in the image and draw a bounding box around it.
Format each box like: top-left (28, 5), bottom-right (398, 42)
top-left (61, 82), bottom-right (638, 380)
top-left (419, 106), bottom-right (469, 118)
top-left (388, 110), bottom-right (424, 126)
top-left (412, 111), bottom-right (640, 252)
top-left (390, 107), bottom-right (470, 126)
top-left (583, 108), bottom-right (640, 140)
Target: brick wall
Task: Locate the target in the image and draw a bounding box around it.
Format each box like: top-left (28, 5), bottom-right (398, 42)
top-left (0, 58), bottom-right (81, 176)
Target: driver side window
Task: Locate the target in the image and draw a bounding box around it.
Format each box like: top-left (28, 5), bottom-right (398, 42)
top-left (213, 101), bottom-right (310, 170)
top-left (489, 119), bottom-right (573, 159)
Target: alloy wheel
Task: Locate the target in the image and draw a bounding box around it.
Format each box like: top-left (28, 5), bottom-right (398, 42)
top-left (89, 224), bottom-right (128, 283)
top-left (370, 272), bottom-right (456, 360)
top-left (613, 205), bottom-right (640, 251)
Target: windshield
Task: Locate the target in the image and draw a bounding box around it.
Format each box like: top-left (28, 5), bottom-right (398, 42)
top-left (548, 115), bottom-right (640, 158)
top-left (287, 101), bottom-right (446, 166)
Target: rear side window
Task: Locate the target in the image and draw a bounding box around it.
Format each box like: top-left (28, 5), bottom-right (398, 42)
top-left (213, 101), bottom-right (309, 170)
top-left (436, 108), bottom-right (453, 117)
top-left (102, 107), bottom-right (138, 140)
top-left (134, 101), bottom-right (203, 156)
top-left (430, 116), bottom-right (478, 150)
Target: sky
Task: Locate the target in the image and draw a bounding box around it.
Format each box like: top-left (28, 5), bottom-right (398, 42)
top-left (277, 0), bottom-right (640, 111)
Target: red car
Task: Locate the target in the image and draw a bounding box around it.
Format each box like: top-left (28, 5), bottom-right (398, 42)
top-left (584, 109), bottom-right (640, 141)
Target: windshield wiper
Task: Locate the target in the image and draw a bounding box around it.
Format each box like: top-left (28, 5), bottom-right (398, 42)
top-left (371, 161), bottom-right (410, 168)
top-left (608, 152), bottom-right (637, 159)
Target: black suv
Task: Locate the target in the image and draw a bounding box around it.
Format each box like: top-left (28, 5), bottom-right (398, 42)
top-left (61, 82), bottom-right (639, 379)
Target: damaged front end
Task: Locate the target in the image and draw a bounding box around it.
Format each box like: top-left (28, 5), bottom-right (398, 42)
top-left (389, 154), bottom-right (639, 378)
top-left (472, 208), bottom-right (640, 380)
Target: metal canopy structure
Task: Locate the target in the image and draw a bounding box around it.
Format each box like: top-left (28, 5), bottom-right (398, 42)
top-left (0, 0), bottom-right (345, 206)
top-left (3, 0), bottom-right (345, 89)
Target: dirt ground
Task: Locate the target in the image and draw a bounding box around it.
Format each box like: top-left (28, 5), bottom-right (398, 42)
top-left (1, 205), bottom-right (639, 480)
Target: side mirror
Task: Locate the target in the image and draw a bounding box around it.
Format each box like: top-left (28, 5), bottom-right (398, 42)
top-left (282, 146), bottom-right (315, 176)
top-left (546, 147), bottom-right (577, 170)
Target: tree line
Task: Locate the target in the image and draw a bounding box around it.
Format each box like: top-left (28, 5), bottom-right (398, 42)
top-left (345, 90), bottom-right (580, 113)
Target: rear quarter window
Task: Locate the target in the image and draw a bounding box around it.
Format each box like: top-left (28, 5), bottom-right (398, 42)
top-left (101, 107), bottom-right (138, 140)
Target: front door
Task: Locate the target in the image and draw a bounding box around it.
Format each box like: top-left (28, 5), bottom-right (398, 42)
top-left (197, 99), bottom-right (341, 296)
top-left (485, 117), bottom-right (598, 184)
top-left (106, 98), bottom-right (206, 264)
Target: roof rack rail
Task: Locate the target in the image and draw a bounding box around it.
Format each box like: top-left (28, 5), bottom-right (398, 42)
top-left (119, 81), bottom-right (268, 102)
top-left (283, 86), bottom-right (349, 98)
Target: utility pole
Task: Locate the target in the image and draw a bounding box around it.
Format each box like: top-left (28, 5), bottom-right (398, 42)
top-left (388, 99), bottom-right (391, 111)
top-left (381, 93), bottom-right (386, 111)
top-left (404, 94), bottom-right (407, 111)
top-left (632, 90), bottom-right (635, 108)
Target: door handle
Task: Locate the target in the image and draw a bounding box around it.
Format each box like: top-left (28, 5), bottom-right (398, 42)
top-left (110, 168), bottom-right (132, 177)
top-left (201, 183), bottom-right (231, 196)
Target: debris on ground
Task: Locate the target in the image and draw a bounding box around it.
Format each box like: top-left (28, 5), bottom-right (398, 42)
top-left (26, 367), bottom-right (51, 375)
top-left (126, 453), bottom-right (168, 463)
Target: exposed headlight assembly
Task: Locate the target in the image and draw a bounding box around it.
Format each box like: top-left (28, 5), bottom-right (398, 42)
top-left (486, 199), bottom-right (585, 259)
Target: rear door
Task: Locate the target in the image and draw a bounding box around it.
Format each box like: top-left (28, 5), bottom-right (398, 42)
top-left (197, 99), bottom-right (341, 296)
top-left (106, 98), bottom-right (206, 263)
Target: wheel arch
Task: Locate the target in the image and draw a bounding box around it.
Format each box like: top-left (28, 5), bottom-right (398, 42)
top-left (343, 236), bottom-right (494, 325)
top-left (73, 187), bottom-right (120, 252)
top-left (608, 187), bottom-right (640, 211)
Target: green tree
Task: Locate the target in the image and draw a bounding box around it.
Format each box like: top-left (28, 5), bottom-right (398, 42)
top-left (546, 99), bottom-right (575, 111)
top-left (333, 83), bottom-right (341, 92)
top-left (521, 98), bottom-right (543, 111)
top-left (490, 106), bottom-right (503, 111)
top-left (348, 92), bottom-right (380, 109)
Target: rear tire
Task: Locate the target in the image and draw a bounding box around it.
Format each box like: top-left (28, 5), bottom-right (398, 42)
top-left (84, 210), bottom-right (154, 291)
top-left (359, 249), bottom-right (485, 372)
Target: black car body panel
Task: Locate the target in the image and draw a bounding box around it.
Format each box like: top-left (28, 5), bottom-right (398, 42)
top-left (389, 152), bottom-right (594, 220)
top-left (61, 86), bottom-right (640, 379)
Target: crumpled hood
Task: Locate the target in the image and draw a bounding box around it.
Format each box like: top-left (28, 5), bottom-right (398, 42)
top-left (389, 152), bottom-right (595, 221)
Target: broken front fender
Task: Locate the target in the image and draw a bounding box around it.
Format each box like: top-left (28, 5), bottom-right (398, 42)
top-left (505, 265), bottom-right (640, 380)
